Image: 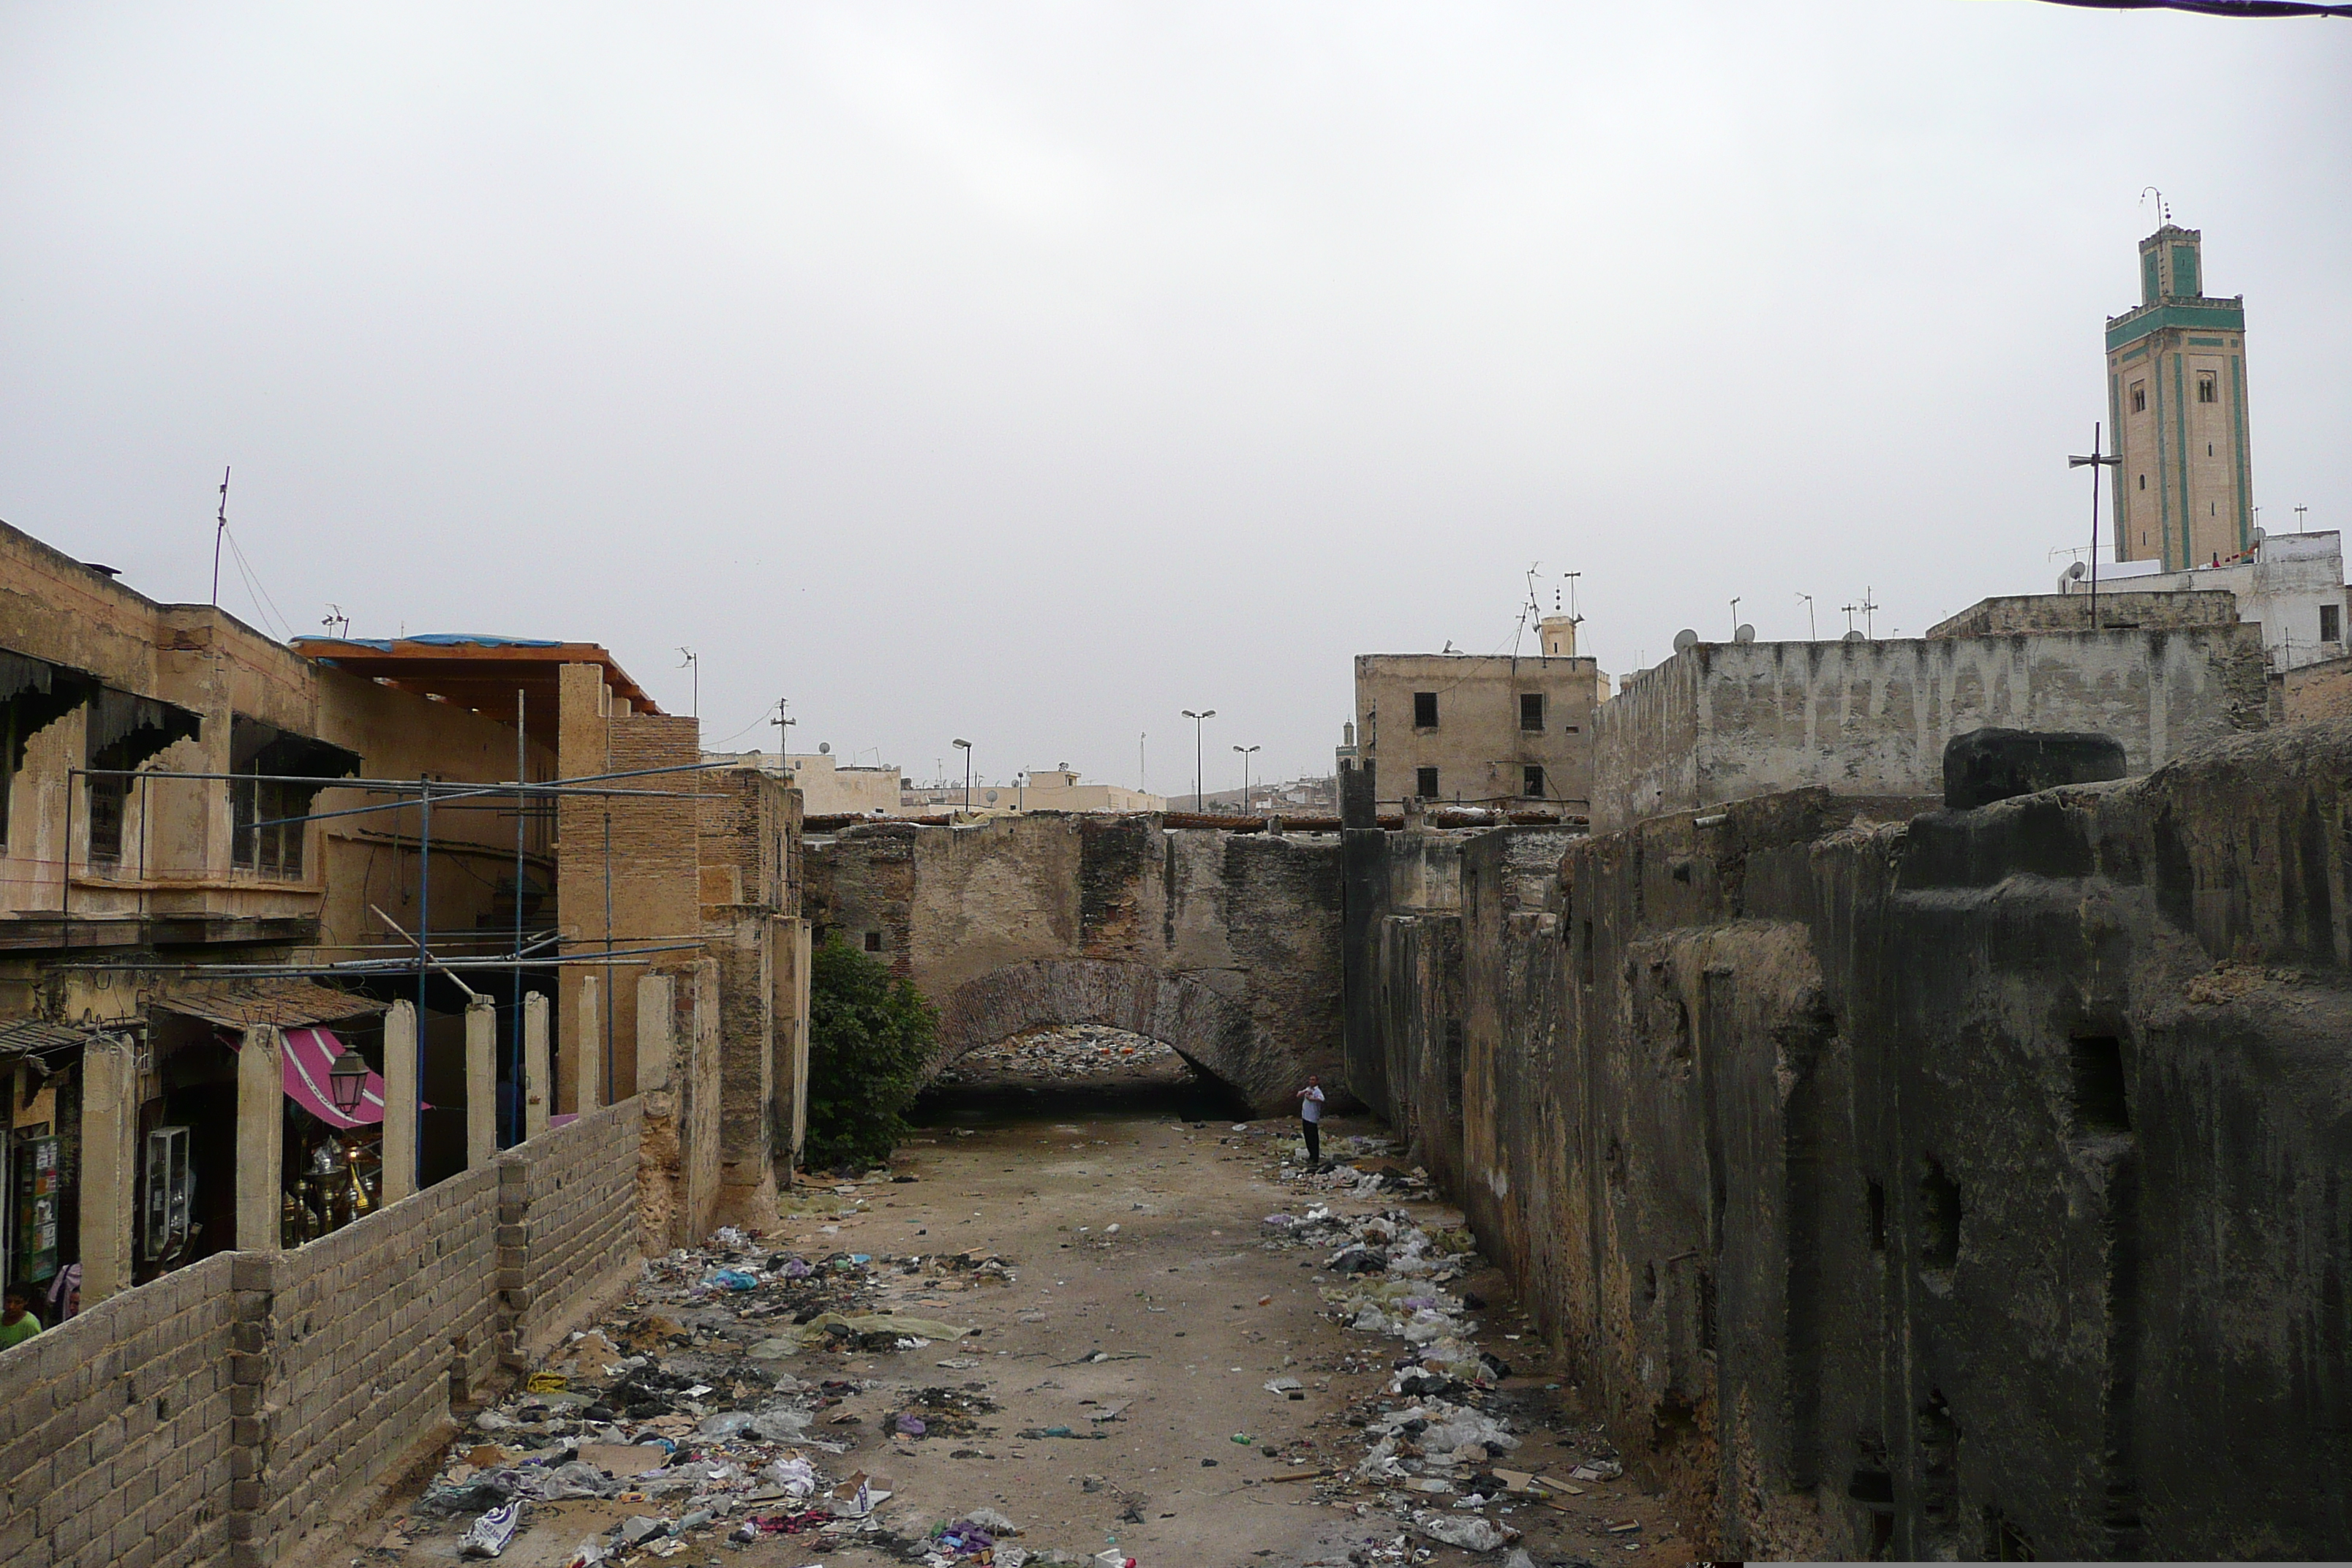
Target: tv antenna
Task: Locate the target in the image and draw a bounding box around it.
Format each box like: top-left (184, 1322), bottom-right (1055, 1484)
top-left (1511, 562), bottom-right (1542, 661)
top-left (320, 603), bottom-right (350, 638)
top-left (211, 467), bottom-right (231, 607)
top-left (677, 647), bottom-right (698, 719)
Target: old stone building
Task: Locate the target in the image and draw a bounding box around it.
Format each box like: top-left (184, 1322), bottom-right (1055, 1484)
top-left (1591, 620), bottom-right (2271, 832)
top-left (1354, 614), bottom-right (1607, 817)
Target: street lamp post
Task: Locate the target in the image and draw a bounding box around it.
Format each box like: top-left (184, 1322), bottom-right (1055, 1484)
top-left (1232, 744), bottom-right (1260, 815)
top-left (1181, 710), bottom-right (1215, 813)
top-left (953, 739), bottom-right (973, 811)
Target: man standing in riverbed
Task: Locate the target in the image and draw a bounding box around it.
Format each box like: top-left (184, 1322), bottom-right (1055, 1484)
top-left (1295, 1074), bottom-right (1326, 1168)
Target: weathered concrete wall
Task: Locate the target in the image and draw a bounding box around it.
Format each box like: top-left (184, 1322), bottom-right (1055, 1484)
top-left (1926, 588), bottom-right (2241, 637)
top-left (0, 1098), bottom-right (644, 1568)
top-left (1594, 626), bottom-right (2270, 832)
top-left (804, 813), bottom-right (1343, 1112)
top-left (1359, 723), bottom-right (2352, 1559)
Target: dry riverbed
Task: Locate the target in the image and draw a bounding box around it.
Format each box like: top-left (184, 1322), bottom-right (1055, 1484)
top-left (308, 1110), bottom-right (1698, 1568)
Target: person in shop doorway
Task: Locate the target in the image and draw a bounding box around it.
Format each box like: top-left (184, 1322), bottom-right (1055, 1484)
top-left (1295, 1074), bottom-right (1327, 1169)
top-left (0, 1284), bottom-right (42, 1350)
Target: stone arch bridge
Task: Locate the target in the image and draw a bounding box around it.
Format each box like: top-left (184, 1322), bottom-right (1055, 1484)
top-left (802, 813), bottom-right (1346, 1112)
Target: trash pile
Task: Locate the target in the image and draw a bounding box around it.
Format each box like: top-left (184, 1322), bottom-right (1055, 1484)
top-left (1274, 1133), bottom-right (1436, 1201)
top-left (1254, 1202), bottom-right (1615, 1555)
top-left (933, 1023), bottom-right (1180, 1085)
top-left (374, 1217), bottom-right (1128, 1565)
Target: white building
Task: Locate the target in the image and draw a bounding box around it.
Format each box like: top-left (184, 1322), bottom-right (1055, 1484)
top-left (2062, 530), bottom-right (2348, 671)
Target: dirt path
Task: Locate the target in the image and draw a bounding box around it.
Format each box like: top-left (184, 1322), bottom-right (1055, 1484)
top-left (320, 1109), bottom-right (1700, 1568)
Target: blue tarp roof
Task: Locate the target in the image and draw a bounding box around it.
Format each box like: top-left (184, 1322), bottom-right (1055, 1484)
top-left (290, 634), bottom-right (564, 650)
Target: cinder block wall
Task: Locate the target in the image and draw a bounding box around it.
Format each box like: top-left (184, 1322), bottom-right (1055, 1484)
top-left (0, 1252), bottom-right (238, 1568)
top-left (0, 1099), bottom-right (646, 1568)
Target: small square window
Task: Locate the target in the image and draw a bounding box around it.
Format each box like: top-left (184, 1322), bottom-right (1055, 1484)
top-left (1523, 764), bottom-right (1545, 798)
top-left (2130, 382), bottom-right (2146, 414)
top-left (2323, 604), bottom-right (2342, 644)
top-left (1412, 691), bottom-right (1439, 728)
top-left (1415, 766), bottom-right (1440, 799)
top-left (2197, 372), bottom-right (2217, 404)
top-left (864, 930), bottom-right (883, 952)
top-left (1519, 692), bottom-right (1545, 731)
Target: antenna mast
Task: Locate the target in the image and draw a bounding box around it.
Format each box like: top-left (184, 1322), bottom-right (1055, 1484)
top-left (211, 467), bottom-right (231, 608)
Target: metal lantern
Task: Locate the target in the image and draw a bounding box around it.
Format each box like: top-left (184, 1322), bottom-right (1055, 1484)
top-left (328, 1048), bottom-right (371, 1117)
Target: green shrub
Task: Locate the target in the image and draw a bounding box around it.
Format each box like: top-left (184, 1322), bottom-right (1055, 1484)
top-left (803, 935), bottom-right (939, 1166)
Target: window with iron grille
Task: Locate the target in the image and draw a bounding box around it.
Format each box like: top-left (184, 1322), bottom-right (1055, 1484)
top-left (1520, 692), bottom-right (1544, 731)
top-left (1412, 691), bottom-right (1439, 728)
top-left (1415, 766), bottom-right (1439, 799)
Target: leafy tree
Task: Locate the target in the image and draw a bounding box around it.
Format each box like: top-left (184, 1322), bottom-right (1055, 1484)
top-left (803, 935), bottom-right (939, 1166)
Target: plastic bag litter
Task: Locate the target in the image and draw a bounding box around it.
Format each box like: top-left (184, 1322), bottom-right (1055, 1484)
top-left (765, 1456), bottom-right (819, 1498)
top-left (697, 1410), bottom-right (758, 1439)
top-left (1413, 1510), bottom-right (1513, 1551)
top-left (962, 1507), bottom-right (1018, 1533)
top-left (748, 1403), bottom-right (815, 1441)
top-left (706, 1269), bottom-right (759, 1291)
top-left (459, 1502), bottom-right (523, 1557)
top-left (532, 1461), bottom-right (620, 1501)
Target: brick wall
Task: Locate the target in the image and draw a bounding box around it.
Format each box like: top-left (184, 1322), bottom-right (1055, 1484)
top-left (0, 1253), bottom-right (238, 1568)
top-left (0, 1099), bottom-right (646, 1568)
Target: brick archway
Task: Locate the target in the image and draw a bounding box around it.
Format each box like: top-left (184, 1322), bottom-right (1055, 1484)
top-left (932, 957), bottom-right (1280, 1109)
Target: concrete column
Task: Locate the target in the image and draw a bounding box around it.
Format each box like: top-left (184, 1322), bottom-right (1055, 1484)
top-left (635, 972), bottom-right (675, 1092)
top-left (382, 1000), bottom-right (418, 1204)
top-left (522, 992), bottom-right (551, 1141)
top-left (76, 1033), bottom-right (137, 1306)
top-left (574, 972), bottom-right (602, 1114)
top-left (235, 1025), bottom-right (284, 1252)
top-left (464, 995), bottom-right (497, 1169)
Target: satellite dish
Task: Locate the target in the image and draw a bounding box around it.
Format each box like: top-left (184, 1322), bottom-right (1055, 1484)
top-left (2253, 526), bottom-right (2266, 543)
top-left (2067, 561), bottom-right (2087, 581)
top-left (1672, 628), bottom-right (1698, 654)
top-left (1734, 623), bottom-right (1756, 644)
top-left (1842, 629), bottom-right (1866, 642)
top-left (984, 789), bottom-right (1000, 803)
top-left (818, 742), bottom-right (831, 754)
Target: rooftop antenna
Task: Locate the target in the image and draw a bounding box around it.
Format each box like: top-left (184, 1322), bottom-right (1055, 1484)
top-left (2296, 504), bottom-right (2310, 535)
top-left (2069, 423), bottom-right (2121, 630)
top-left (321, 603), bottom-right (350, 639)
top-left (2141, 186), bottom-right (2170, 227)
top-left (1510, 562), bottom-right (1542, 662)
top-left (211, 466), bottom-right (230, 607)
top-left (1564, 570), bottom-right (1583, 625)
top-left (1858, 586), bottom-right (1879, 639)
top-left (677, 647), bottom-right (698, 719)
top-left (1796, 592), bottom-right (1816, 641)
top-left (1730, 596), bottom-right (1741, 640)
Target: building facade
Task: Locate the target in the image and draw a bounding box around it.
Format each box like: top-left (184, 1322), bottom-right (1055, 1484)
top-left (1354, 615), bottom-right (1607, 816)
top-left (2108, 224), bottom-right (2255, 570)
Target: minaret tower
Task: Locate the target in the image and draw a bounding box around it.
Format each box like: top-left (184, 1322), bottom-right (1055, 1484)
top-left (2107, 222), bottom-right (2254, 569)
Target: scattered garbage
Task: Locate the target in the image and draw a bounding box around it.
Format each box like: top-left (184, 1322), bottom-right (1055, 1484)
top-left (459, 1501), bottom-right (521, 1557)
top-left (933, 1022), bottom-right (1180, 1085)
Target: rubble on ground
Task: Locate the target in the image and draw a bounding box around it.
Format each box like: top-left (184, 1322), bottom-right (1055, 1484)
top-left (1249, 1137), bottom-right (1628, 1558)
top-left (934, 1023), bottom-right (1180, 1085)
top-left (379, 1193), bottom-right (1120, 1567)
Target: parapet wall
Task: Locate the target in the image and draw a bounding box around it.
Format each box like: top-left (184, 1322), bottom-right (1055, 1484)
top-left (1594, 625), bottom-right (2271, 831)
top-left (0, 1098), bottom-right (644, 1568)
top-left (1352, 723), bottom-right (2352, 1559)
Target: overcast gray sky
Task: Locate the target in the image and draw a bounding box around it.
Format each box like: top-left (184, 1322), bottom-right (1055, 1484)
top-left (4, 4), bottom-right (2346, 794)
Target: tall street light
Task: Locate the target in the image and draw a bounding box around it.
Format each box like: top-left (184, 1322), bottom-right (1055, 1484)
top-left (952, 738), bottom-right (972, 811)
top-left (1181, 709), bottom-right (1215, 813)
top-left (1232, 744), bottom-right (1260, 815)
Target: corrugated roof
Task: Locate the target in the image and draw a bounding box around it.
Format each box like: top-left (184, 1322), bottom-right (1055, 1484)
top-left (154, 977), bottom-right (388, 1028)
top-left (0, 1019), bottom-right (108, 1057)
